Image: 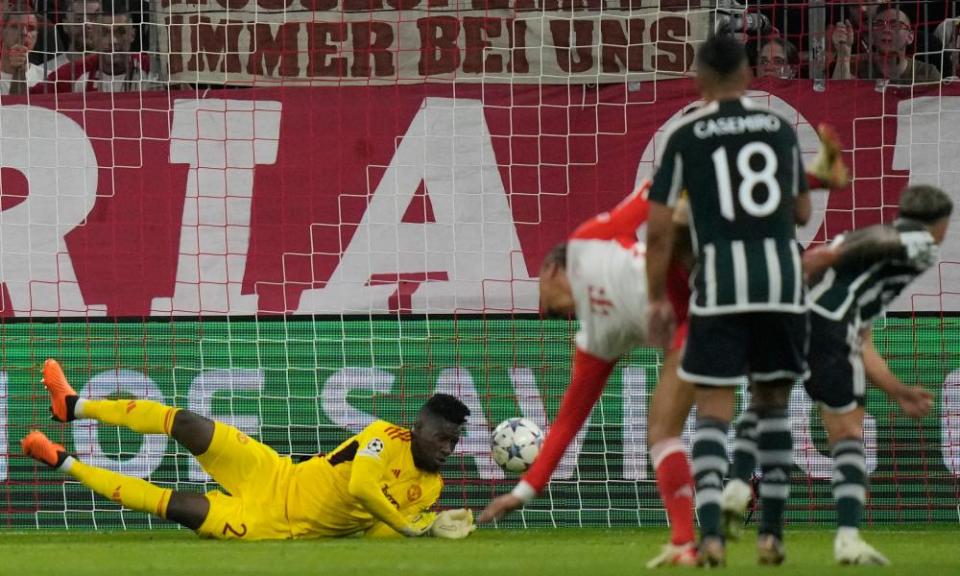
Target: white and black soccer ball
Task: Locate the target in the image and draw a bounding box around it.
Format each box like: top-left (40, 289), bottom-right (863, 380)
top-left (491, 418), bottom-right (543, 474)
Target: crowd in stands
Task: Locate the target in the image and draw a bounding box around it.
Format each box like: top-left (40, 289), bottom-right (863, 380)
top-left (0, 0), bottom-right (958, 96)
top-left (1, 0), bottom-right (158, 95)
top-left (736, 0), bottom-right (959, 84)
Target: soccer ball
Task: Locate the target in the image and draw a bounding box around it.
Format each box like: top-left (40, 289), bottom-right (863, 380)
top-left (491, 418), bottom-right (543, 473)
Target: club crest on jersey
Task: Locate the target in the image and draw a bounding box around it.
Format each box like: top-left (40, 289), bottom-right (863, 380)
top-left (360, 438), bottom-right (385, 457)
top-left (407, 484), bottom-right (422, 503)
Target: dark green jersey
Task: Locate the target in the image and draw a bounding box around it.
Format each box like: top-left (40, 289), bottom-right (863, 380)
top-left (809, 220), bottom-right (938, 327)
top-left (648, 98), bottom-right (808, 315)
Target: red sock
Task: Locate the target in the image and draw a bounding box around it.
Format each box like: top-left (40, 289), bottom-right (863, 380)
top-left (651, 438), bottom-right (695, 545)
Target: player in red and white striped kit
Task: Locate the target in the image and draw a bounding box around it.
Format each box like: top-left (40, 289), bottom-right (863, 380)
top-left (477, 181), bottom-right (701, 566)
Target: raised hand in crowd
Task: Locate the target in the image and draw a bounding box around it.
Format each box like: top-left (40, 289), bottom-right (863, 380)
top-left (831, 19), bottom-right (855, 80)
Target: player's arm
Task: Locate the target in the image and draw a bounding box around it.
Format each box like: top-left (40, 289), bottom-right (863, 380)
top-left (645, 201), bottom-right (677, 350)
top-left (571, 182), bottom-right (651, 241)
top-left (788, 128), bottom-right (812, 225)
top-left (348, 432), bottom-right (425, 536)
top-left (861, 330), bottom-right (933, 418)
top-left (803, 224), bottom-right (931, 280)
top-left (364, 479), bottom-right (472, 540)
top-left (804, 225), bottom-right (903, 280)
top-left (478, 350), bottom-right (615, 523)
top-left (645, 134), bottom-right (683, 349)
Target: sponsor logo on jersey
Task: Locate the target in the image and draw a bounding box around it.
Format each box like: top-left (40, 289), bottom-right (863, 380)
top-left (382, 486), bottom-right (401, 510)
top-left (392, 469), bottom-right (402, 479)
top-left (588, 285), bottom-right (614, 316)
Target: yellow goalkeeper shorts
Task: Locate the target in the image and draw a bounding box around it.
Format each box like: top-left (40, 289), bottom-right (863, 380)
top-left (194, 422), bottom-right (295, 540)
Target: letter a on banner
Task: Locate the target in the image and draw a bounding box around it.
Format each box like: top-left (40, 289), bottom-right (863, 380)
top-left (297, 97), bottom-right (536, 314)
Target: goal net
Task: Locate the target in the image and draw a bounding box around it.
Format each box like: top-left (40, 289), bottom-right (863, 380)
top-left (0, 0), bottom-right (958, 530)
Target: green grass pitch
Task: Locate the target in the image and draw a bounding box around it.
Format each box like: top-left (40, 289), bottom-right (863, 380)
top-left (1, 527), bottom-right (958, 575)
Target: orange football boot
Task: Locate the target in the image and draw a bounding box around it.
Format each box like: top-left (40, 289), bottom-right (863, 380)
top-left (21, 431), bottom-right (67, 468)
top-left (42, 359), bottom-right (78, 422)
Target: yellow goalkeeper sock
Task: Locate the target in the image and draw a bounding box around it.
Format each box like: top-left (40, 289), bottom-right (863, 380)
top-left (76, 398), bottom-right (179, 436)
top-left (62, 458), bottom-right (172, 518)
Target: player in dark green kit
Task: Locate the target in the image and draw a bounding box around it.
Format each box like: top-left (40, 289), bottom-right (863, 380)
top-left (726, 184), bottom-right (951, 566)
top-left (645, 34), bottom-right (811, 566)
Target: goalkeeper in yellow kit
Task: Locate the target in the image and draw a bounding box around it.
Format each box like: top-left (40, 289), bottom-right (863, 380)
top-left (22, 359), bottom-right (476, 540)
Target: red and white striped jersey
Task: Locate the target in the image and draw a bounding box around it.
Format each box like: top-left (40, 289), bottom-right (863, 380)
top-left (566, 183), bottom-right (655, 361)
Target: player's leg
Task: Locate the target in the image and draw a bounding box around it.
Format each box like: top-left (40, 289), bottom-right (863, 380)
top-left (749, 380), bottom-right (793, 565)
top-left (690, 384), bottom-right (736, 566)
top-left (821, 407), bottom-right (889, 565)
top-left (744, 312), bottom-right (809, 566)
top-left (805, 316), bottom-right (889, 565)
top-left (21, 430), bottom-right (210, 530)
top-left (721, 392), bottom-right (758, 541)
top-left (645, 348), bottom-right (697, 568)
top-left (42, 358), bottom-right (216, 455)
top-left (41, 360), bottom-right (285, 538)
top-left (677, 314), bottom-right (750, 567)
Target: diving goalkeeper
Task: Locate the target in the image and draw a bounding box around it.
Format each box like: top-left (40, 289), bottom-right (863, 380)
top-left (22, 360), bottom-right (476, 540)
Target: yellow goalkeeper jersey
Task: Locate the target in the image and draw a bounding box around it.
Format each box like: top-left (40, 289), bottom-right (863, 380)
top-left (286, 420), bottom-right (443, 538)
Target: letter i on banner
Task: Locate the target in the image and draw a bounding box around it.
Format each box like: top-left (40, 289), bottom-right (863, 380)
top-left (152, 100), bottom-right (282, 315)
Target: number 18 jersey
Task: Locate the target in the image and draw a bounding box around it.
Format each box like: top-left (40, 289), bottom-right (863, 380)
top-left (648, 98), bottom-right (808, 316)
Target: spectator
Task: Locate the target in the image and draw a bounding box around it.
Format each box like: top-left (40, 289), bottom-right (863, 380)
top-left (935, 18), bottom-right (959, 79)
top-left (42, 0), bottom-right (100, 75)
top-left (826, 0), bottom-right (884, 63)
top-left (832, 6), bottom-right (941, 84)
top-left (71, 0), bottom-right (160, 92)
top-left (753, 37), bottom-right (800, 79)
top-left (0, 2), bottom-right (43, 95)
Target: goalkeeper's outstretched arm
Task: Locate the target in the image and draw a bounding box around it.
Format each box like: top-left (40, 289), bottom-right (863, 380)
top-left (349, 452), bottom-right (427, 536)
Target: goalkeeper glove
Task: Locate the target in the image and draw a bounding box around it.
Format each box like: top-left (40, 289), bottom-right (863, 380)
top-left (400, 511), bottom-right (437, 537)
top-left (429, 508), bottom-right (477, 540)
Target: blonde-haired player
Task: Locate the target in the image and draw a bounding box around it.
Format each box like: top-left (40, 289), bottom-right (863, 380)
top-left (23, 359), bottom-right (476, 540)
